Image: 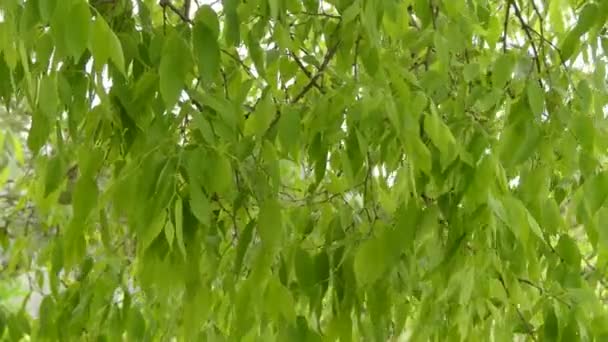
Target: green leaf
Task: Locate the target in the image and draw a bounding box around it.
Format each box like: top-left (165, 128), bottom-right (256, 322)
top-left (294, 247), bottom-right (316, 288)
top-left (234, 219), bottom-right (255, 275)
top-left (557, 235), bottom-right (581, 268)
top-left (560, 30), bottom-right (580, 62)
top-left (27, 110), bottom-right (50, 153)
top-left (140, 211), bottom-right (167, 252)
top-left (543, 305), bottom-right (559, 341)
top-left (193, 22), bottom-right (220, 82)
top-left (574, 3), bottom-right (599, 33)
top-left (72, 175), bottom-right (98, 221)
top-left (65, 1), bottom-right (91, 60)
top-left (492, 54), bottom-right (514, 89)
top-left (278, 107), bottom-right (300, 153)
top-left (224, 10), bottom-right (240, 46)
top-left (247, 31), bottom-right (266, 78)
top-left (258, 199), bottom-right (282, 250)
top-left (164, 215), bottom-right (175, 249)
top-left (499, 121), bottom-right (540, 169)
top-left (189, 182), bottom-right (211, 225)
top-left (44, 154), bottom-right (65, 197)
top-left (244, 93), bottom-right (275, 137)
top-left (159, 32), bottom-right (192, 108)
top-left (89, 17), bottom-right (124, 73)
top-left (526, 80), bottom-right (544, 117)
top-left (354, 236), bottom-right (387, 287)
top-left (194, 5), bottom-right (220, 37)
top-left (107, 26), bottom-right (125, 75)
top-left (207, 152), bottom-right (233, 195)
top-left (405, 134), bottom-right (432, 175)
top-left (265, 278), bottom-right (296, 324)
top-left (38, 74), bottom-right (58, 118)
top-left (424, 109), bottom-right (457, 168)
top-left (578, 171), bottom-right (608, 220)
top-left (175, 197), bottom-right (186, 258)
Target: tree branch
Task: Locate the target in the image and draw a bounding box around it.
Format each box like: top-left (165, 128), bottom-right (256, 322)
top-left (291, 40), bottom-right (340, 103)
top-left (289, 51), bottom-right (324, 93)
top-left (159, 0), bottom-right (191, 24)
top-left (509, 0), bottom-right (542, 74)
top-left (503, 3), bottom-right (511, 53)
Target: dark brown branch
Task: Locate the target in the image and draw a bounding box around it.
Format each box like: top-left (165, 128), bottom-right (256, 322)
top-left (509, 0), bottom-right (542, 74)
top-left (298, 12), bottom-right (341, 19)
top-left (499, 275), bottom-right (538, 341)
top-left (289, 51), bottom-right (324, 93)
top-left (503, 3), bottom-right (511, 53)
top-left (182, 0), bottom-right (191, 20)
top-left (159, 0), bottom-right (191, 23)
top-left (220, 49), bottom-right (254, 77)
top-left (291, 40), bottom-right (340, 103)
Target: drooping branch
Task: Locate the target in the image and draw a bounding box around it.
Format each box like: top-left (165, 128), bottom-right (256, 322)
top-left (289, 51), bottom-right (324, 93)
top-left (503, 3), bottom-right (511, 53)
top-left (159, 0), bottom-right (191, 23)
top-left (291, 40), bottom-right (341, 103)
top-left (509, 0), bottom-right (542, 74)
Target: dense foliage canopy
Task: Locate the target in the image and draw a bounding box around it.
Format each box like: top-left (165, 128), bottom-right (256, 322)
top-left (1, 0), bottom-right (608, 340)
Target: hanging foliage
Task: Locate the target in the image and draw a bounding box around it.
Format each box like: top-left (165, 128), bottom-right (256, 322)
top-left (1, 0), bottom-right (608, 340)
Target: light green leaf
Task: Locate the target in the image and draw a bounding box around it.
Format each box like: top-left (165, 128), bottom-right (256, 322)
top-left (27, 110), bottom-right (51, 153)
top-left (224, 10), bottom-right (240, 46)
top-left (193, 22), bottom-right (220, 82)
top-left (543, 306), bottom-right (559, 341)
top-left (38, 74), bottom-right (58, 118)
top-left (265, 278), bottom-right (296, 324)
top-left (405, 134), bottom-right (432, 175)
top-left (354, 237), bottom-right (387, 287)
top-left (247, 31), bottom-right (266, 78)
top-left (195, 92), bottom-right (237, 129)
top-left (341, 1), bottom-right (360, 24)
top-left (160, 32), bottom-right (192, 108)
top-left (556, 235), bottom-right (581, 268)
top-left (492, 54), bottom-right (514, 89)
top-left (164, 216), bottom-right (175, 249)
top-left (72, 175), bottom-right (98, 221)
top-left (107, 26), bottom-right (125, 75)
top-left (424, 109), bottom-right (457, 168)
top-left (574, 3), bottom-right (599, 33)
top-left (194, 5), bottom-right (220, 37)
top-left (278, 107), bottom-right (300, 153)
top-left (175, 197), bottom-right (186, 258)
top-left (44, 154), bottom-right (65, 197)
top-left (258, 199), bottom-right (282, 250)
top-left (244, 93), bottom-right (275, 137)
top-left (268, 0), bottom-right (279, 19)
top-left (189, 182), bottom-right (211, 225)
top-left (526, 80), bottom-right (544, 117)
top-left (294, 247), bottom-right (316, 288)
top-left (66, 1), bottom-right (91, 60)
top-left (499, 121), bottom-right (540, 168)
top-left (234, 219), bottom-right (255, 275)
top-left (89, 17), bottom-right (124, 73)
top-left (207, 152), bottom-right (233, 195)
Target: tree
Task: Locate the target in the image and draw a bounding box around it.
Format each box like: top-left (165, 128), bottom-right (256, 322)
top-left (1, 0), bottom-right (608, 340)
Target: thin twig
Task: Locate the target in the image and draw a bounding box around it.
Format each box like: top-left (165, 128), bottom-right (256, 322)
top-left (298, 11), bottom-right (341, 19)
top-left (289, 51), bottom-right (324, 93)
top-left (499, 275), bottom-right (538, 341)
top-left (510, 0), bottom-right (542, 74)
top-left (291, 40), bottom-right (341, 103)
top-left (159, 0), bottom-right (192, 24)
top-left (503, 3), bottom-right (511, 53)
top-left (221, 49), bottom-right (254, 77)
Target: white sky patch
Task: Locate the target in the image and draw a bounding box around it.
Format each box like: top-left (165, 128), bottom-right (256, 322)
top-left (508, 175), bottom-right (520, 189)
